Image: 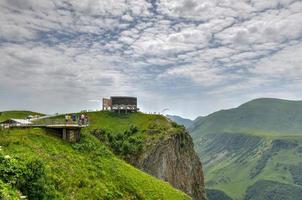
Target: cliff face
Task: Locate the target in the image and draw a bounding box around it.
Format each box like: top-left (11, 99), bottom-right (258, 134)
top-left (128, 129), bottom-right (207, 200)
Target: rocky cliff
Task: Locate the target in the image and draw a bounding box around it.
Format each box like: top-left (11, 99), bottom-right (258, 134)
top-left (128, 127), bottom-right (207, 200)
top-left (89, 113), bottom-right (207, 200)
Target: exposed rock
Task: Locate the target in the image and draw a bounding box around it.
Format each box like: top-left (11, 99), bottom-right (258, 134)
top-left (128, 129), bottom-right (207, 200)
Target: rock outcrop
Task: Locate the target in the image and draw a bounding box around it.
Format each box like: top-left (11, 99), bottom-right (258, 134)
top-left (128, 129), bottom-right (207, 200)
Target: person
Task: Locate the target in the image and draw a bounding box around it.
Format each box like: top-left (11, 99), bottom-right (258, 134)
top-left (72, 113), bottom-right (77, 122)
top-left (78, 115), bottom-right (81, 125)
top-left (65, 114), bottom-right (69, 124)
top-left (84, 114), bottom-right (89, 125)
top-left (80, 113), bottom-right (85, 125)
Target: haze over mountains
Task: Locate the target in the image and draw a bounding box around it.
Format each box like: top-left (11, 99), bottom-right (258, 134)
top-left (166, 115), bottom-right (194, 129)
top-left (168, 98), bottom-right (302, 200)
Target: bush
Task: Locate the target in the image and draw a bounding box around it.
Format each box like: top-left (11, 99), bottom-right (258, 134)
top-left (91, 126), bottom-right (143, 158)
top-left (171, 121), bottom-right (179, 128)
top-left (72, 133), bottom-right (98, 153)
top-left (0, 180), bottom-right (19, 200)
top-left (0, 152), bottom-right (55, 199)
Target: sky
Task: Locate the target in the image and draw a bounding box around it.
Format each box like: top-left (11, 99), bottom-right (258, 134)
top-left (0, 0), bottom-right (302, 119)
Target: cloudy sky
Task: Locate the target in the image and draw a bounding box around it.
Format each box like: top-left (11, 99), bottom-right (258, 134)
top-left (0, 0), bottom-right (302, 119)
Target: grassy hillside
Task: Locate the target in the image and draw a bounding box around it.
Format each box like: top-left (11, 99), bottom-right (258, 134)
top-left (0, 111), bottom-right (191, 200)
top-left (190, 98), bottom-right (302, 137)
top-left (0, 111), bottom-right (45, 122)
top-left (190, 98), bottom-right (302, 200)
top-left (245, 180), bottom-right (302, 200)
top-left (206, 189), bottom-right (232, 200)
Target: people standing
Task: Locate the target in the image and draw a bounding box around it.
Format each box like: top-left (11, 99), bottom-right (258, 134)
top-left (80, 113), bottom-right (85, 125)
top-left (72, 113), bottom-right (77, 122)
top-left (65, 114), bottom-right (69, 124)
top-left (84, 114), bottom-right (89, 125)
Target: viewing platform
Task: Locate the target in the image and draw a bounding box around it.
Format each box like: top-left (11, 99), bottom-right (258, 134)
top-left (0, 118), bottom-right (88, 143)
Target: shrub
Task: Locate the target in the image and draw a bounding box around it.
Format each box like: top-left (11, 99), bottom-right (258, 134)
top-left (171, 121), bottom-right (179, 128)
top-left (0, 152), bottom-right (55, 200)
top-left (91, 126), bottom-right (143, 158)
top-left (0, 180), bottom-right (19, 200)
top-left (72, 134), bottom-right (97, 153)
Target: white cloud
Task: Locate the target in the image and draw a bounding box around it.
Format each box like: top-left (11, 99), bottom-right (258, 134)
top-left (0, 0), bottom-right (301, 118)
top-left (251, 43), bottom-right (302, 78)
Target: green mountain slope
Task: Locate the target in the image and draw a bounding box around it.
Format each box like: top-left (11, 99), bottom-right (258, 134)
top-left (245, 180), bottom-right (302, 200)
top-left (0, 111), bottom-right (191, 200)
top-left (36, 111), bottom-right (207, 200)
top-left (166, 115), bottom-right (194, 128)
top-left (190, 98), bottom-right (302, 137)
top-left (190, 98), bottom-right (302, 200)
top-left (206, 189), bottom-right (232, 200)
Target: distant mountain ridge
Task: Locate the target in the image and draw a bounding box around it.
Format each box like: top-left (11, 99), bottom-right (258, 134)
top-left (166, 115), bottom-right (194, 128)
top-left (189, 98), bottom-right (302, 200)
top-left (190, 98), bottom-right (302, 137)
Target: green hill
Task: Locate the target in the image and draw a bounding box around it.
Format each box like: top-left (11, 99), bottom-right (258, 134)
top-left (0, 111), bottom-right (191, 200)
top-left (245, 180), bottom-right (302, 200)
top-left (190, 98), bottom-right (302, 200)
top-left (206, 189), bottom-right (232, 200)
top-left (0, 111), bottom-right (45, 122)
top-left (190, 98), bottom-right (302, 137)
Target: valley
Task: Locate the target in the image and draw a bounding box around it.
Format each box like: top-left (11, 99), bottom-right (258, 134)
top-left (171, 98), bottom-right (302, 200)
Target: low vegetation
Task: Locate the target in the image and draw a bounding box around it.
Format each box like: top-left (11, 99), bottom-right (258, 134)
top-left (190, 98), bottom-right (302, 199)
top-left (206, 189), bottom-right (232, 200)
top-left (0, 151), bottom-right (54, 199)
top-left (91, 126), bottom-right (144, 158)
top-left (0, 180), bottom-right (19, 200)
top-left (245, 180), bottom-right (302, 200)
top-left (0, 111), bottom-right (191, 200)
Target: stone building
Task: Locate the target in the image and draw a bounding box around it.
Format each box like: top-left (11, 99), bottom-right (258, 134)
top-left (103, 96), bottom-right (138, 113)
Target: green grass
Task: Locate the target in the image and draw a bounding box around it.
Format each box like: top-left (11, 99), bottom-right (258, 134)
top-left (0, 111), bottom-right (190, 200)
top-left (190, 98), bottom-right (302, 199)
top-left (41, 111), bottom-right (172, 134)
top-left (245, 180), bottom-right (302, 200)
top-left (199, 133), bottom-right (302, 200)
top-left (0, 128), bottom-right (190, 200)
top-left (0, 110), bottom-right (45, 122)
top-left (190, 98), bottom-right (302, 138)
top-left (0, 179), bottom-right (19, 200)
top-left (87, 111), bottom-right (171, 132)
top-left (36, 111), bottom-right (180, 156)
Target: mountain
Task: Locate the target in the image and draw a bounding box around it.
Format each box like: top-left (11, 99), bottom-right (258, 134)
top-left (166, 115), bottom-right (194, 128)
top-left (190, 98), bottom-right (302, 137)
top-left (190, 98), bottom-right (302, 200)
top-left (0, 111), bottom-right (206, 200)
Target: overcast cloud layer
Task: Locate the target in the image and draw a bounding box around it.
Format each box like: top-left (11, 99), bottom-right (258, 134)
top-left (0, 0), bottom-right (302, 119)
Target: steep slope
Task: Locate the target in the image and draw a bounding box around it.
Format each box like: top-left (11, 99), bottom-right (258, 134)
top-left (0, 128), bottom-right (191, 200)
top-left (128, 125), bottom-right (206, 200)
top-left (1, 110), bottom-right (207, 200)
top-left (190, 98), bottom-right (302, 200)
top-left (206, 189), bottom-right (232, 200)
top-left (245, 180), bottom-right (302, 200)
top-left (190, 98), bottom-right (302, 137)
top-left (86, 112), bottom-right (207, 200)
top-left (166, 115), bottom-right (194, 128)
